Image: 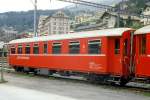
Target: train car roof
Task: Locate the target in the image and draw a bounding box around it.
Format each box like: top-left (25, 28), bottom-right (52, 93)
top-left (134, 25), bottom-right (150, 34)
top-left (9, 28), bottom-right (132, 44)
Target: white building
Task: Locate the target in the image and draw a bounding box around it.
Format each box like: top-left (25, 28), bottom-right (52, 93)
top-left (38, 11), bottom-right (70, 36)
top-left (0, 27), bottom-right (18, 42)
top-left (100, 12), bottom-right (141, 28)
top-left (75, 13), bottom-right (93, 24)
top-left (141, 2), bottom-right (150, 25)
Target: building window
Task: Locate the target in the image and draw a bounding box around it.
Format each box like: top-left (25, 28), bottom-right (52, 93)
top-left (33, 44), bottom-right (39, 54)
top-left (25, 44), bottom-right (30, 54)
top-left (52, 43), bottom-right (61, 54)
top-left (43, 43), bottom-right (48, 54)
top-left (53, 26), bottom-right (56, 30)
top-left (69, 41), bottom-right (80, 54)
top-left (88, 40), bottom-right (101, 54)
top-left (53, 31), bottom-right (56, 34)
top-left (54, 22), bottom-right (56, 25)
top-left (140, 35), bottom-right (146, 55)
top-left (11, 48), bottom-right (15, 54)
top-left (58, 31), bottom-right (62, 34)
top-left (17, 45), bottom-right (22, 54)
top-left (114, 39), bottom-right (120, 54)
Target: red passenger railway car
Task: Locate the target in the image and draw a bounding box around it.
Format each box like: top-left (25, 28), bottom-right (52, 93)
top-left (134, 25), bottom-right (150, 82)
top-left (8, 28), bottom-right (135, 85)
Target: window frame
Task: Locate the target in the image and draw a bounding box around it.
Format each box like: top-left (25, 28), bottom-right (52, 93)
top-left (69, 41), bottom-right (80, 54)
top-left (17, 44), bottom-right (23, 54)
top-left (33, 43), bottom-right (39, 54)
top-left (52, 42), bottom-right (62, 54)
top-left (10, 46), bottom-right (16, 54)
top-left (25, 44), bottom-right (31, 54)
top-left (88, 39), bottom-right (101, 54)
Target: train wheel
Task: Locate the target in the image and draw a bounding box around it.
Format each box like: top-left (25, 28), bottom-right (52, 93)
top-left (14, 67), bottom-right (19, 72)
top-left (87, 74), bottom-right (105, 84)
top-left (33, 70), bottom-right (37, 75)
top-left (119, 77), bottom-right (128, 86)
top-left (14, 67), bottom-right (23, 72)
top-left (48, 70), bottom-right (54, 75)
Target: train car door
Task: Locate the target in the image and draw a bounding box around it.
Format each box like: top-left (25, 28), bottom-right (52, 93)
top-left (122, 32), bottom-right (133, 78)
top-left (136, 34), bottom-right (150, 78)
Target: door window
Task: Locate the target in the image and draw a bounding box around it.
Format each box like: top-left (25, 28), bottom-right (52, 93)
top-left (139, 35), bottom-right (146, 55)
top-left (123, 39), bottom-right (128, 56)
top-left (114, 39), bottom-right (120, 54)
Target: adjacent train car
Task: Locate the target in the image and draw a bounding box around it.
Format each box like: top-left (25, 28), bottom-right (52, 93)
top-left (134, 25), bottom-right (150, 82)
top-left (8, 28), bottom-right (134, 85)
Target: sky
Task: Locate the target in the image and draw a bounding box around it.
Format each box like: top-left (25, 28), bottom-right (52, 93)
top-left (0, 0), bottom-right (72, 13)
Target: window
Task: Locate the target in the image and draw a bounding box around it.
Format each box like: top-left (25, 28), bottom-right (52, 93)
top-left (88, 40), bottom-right (101, 54)
top-left (114, 39), bottom-right (120, 54)
top-left (17, 45), bottom-right (22, 54)
top-left (53, 22), bottom-right (56, 25)
top-left (53, 26), bottom-right (56, 30)
top-left (53, 31), bottom-right (56, 34)
top-left (140, 35), bottom-right (146, 55)
top-left (52, 43), bottom-right (61, 54)
top-left (58, 31), bottom-right (62, 34)
top-left (69, 41), bottom-right (80, 54)
top-left (44, 43), bottom-right (48, 54)
top-left (11, 48), bottom-right (15, 54)
top-left (33, 44), bottom-right (39, 54)
top-left (25, 44), bottom-right (30, 54)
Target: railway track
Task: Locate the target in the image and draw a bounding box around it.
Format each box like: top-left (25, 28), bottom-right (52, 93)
top-left (3, 67), bottom-right (150, 95)
top-left (1, 59), bottom-right (149, 94)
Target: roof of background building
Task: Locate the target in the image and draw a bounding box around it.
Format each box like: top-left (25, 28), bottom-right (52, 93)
top-left (135, 25), bottom-right (150, 34)
top-left (101, 12), bottom-right (141, 21)
top-left (146, 2), bottom-right (150, 6)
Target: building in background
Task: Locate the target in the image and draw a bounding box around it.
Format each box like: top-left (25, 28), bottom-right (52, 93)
top-left (73, 11), bottom-right (141, 31)
top-left (0, 27), bottom-right (18, 42)
top-left (37, 15), bottom-right (49, 35)
top-left (38, 11), bottom-right (70, 36)
top-left (75, 13), bottom-right (93, 24)
top-left (17, 32), bottom-right (34, 38)
top-left (141, 2), bottom-right (150, 25)
top-left (100, 12), bottom-right (141, 28)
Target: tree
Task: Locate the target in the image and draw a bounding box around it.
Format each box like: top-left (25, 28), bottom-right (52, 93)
top-left (131, 22), bottom-right (143, 29)
top-left (126, 16), bottom-right (133, 27)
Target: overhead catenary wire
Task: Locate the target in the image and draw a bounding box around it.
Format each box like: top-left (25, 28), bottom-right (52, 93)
top-left (58, 0), bottom-right (150, 20)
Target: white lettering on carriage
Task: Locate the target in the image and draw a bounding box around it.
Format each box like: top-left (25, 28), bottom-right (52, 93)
top-left (17, 56), bottom-right (30, 60)
top-left (89, 62), bottom-right (102, 70)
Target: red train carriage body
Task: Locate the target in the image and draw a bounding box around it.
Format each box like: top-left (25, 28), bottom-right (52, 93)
top-left (8, 28), bottom-right (134, 83)
top-left (134, 25), bottom-right (150, 79)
